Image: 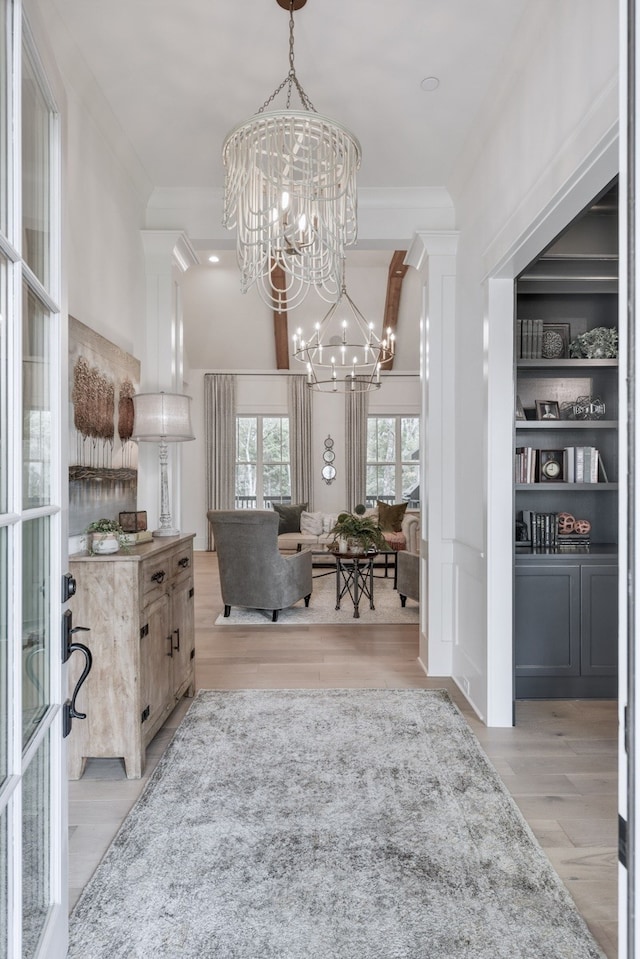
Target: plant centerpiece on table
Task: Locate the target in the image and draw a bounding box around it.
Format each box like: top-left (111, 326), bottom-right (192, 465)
top-left (85, 518), bottom-right (126, 555)
top-left (329, 504), bottom-right (388, 556)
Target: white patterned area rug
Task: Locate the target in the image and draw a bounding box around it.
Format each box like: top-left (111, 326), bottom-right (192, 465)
top-left (68, 689), bottom-right (605, 959)
top-left (214, 567), bottom-right (419, 625)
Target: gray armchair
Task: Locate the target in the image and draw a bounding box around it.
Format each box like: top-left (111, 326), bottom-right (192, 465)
top-left (207, 510), bottom-right (312, 622)
top-left (397, 550), bottom-right (420, 607)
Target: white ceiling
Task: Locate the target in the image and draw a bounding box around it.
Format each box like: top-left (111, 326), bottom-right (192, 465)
top-left (48, 0), bottom-right (531, 192)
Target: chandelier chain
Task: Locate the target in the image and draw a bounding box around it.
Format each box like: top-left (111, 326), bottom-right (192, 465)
top-left (258, 0), bottom-right (316, 114)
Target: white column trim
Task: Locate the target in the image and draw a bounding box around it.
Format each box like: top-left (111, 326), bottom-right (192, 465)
top-left (406, 231), bottom-right (459, 676)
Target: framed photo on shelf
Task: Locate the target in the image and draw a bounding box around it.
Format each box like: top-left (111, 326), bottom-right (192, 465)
top-left (537, 450), bottom-right (564, 483)
top-left (535, 400), bottom-right (560, 420)
top-left (541, 322), bottom-right (571, 359)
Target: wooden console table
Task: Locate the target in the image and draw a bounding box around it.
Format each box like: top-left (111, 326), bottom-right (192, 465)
top-left (67, 533), bottom-right (195, 778)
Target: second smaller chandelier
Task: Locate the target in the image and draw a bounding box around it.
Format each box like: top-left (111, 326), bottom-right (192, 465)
top-left (292, 283), bottom-right (395, 393)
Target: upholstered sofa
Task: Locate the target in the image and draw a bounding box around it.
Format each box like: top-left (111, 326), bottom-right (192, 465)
top-left (274, 504), bottom-right (420, 555)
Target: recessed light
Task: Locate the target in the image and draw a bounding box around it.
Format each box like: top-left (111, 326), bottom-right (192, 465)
top-left (208, 254), bottom-right (220, 264)
top-left (420, 76), bottom-right (440, 92)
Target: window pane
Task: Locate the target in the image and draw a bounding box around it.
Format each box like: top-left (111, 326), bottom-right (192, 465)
top-left (368, 416), bottom-right (395, 462)
top-left (402, 465), bottom-right (420, 505)
top-left (0, 527), bottom-right (6, 785)
top-left (235, 465), bottom-right (256, 507)
top-left (263, 417), bottom-right (288, 463)
top-left (236, 417), bottom-right (256, 463)
top-left (401, 417), bottom-right (420, 462)
top-left (0, 254), bottom-right (6, 512)
top-left (22, 43), bottom-right (51, 287)
top-left (263, 465), bottom-right (290, 501)
top-left (366, 464), bottom-right (395, 500)
top-left (22, 286), bottom-right (51, 508)
top-left (0, 0), bottom-right (7, 236)
top-left (22, 731), bottom-right (51, 959)
top-left (22, 518), bottom-right (50, 748)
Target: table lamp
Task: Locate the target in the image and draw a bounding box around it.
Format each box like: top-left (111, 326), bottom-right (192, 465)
top-left (132, 391), bottom-right (195, 536)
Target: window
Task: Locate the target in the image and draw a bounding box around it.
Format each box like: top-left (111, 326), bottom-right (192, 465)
top-left (366, 415), bottom-right (420, 508)
top-left (235, 416), bottom-right (291, 509)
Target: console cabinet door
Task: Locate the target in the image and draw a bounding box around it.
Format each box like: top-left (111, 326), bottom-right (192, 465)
top-left (170, 577), bottom-right (194, 694)
top-left (140, 590), bottom-right (173, 736)
top-left (515, 565), bottom-right (581, 677)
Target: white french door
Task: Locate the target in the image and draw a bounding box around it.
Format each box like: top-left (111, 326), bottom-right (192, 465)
top-left (0, 2), bottom-right (67, 957)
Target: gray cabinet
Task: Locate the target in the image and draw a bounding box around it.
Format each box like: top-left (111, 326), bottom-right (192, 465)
top-left (515, 554), bottom-right (617, 698)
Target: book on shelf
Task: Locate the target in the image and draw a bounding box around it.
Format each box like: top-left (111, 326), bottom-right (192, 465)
top-left (515, 447), bottom-right (537, 483)
top-left (517, 510), bottom-right (591, 550)
top-left (516, 318), bottom-right (543, 359)
top-left (564, 446), bottom-right (603, 484)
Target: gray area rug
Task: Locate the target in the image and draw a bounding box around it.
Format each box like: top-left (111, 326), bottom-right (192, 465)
top-left (214, 567), bottom-right (419, 625)
top-left (68, 689), bottom-right (605, 959)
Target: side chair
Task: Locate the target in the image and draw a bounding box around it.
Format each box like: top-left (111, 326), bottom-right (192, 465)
top-left (207, 509), bottom-right (312, 622)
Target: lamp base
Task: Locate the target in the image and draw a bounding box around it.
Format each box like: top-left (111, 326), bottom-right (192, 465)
top-left (153, 527), bottom-right (180, 538)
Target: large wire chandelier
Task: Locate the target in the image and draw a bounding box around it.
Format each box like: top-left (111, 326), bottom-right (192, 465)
top-left (292, 279), bottom-right (395, 393)
top-left (222, 0), bottom-right (361, 311)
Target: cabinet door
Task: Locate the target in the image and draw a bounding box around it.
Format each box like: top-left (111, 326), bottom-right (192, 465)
top-left (515, 565), bottom-right (581, 677)
top-left (580, 565), bottom-right (618, 675)
top-left (140, 591), bottom-right (173, 731)
top-left (170, 577), bottom-right (194, 694)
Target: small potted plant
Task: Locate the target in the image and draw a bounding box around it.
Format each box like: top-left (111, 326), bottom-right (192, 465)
top-left (329, 505), bottom-right (388, 555)
top-left (85, 518), bottom-right (126, 555)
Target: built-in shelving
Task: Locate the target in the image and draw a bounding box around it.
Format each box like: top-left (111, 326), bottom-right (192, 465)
top-left (513, 179), bottom-right (619, 700)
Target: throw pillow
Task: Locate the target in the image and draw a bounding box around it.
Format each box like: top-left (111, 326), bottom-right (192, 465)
top-left (377, 500), bottom-right (408, 533)
top-left (300, 510), bottom-right (323, 536)
top-left (322, 513), bottom-right (339, 533)
top-left (272, 502), bottom-right (308, 534)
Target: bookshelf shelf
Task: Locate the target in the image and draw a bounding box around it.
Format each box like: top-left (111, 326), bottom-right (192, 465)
top-left (515, 420), bottom-right (617, 430)
top-left (513, 180), bottom-right (618, 700)
top-left (514, 483), bottom-right (618, 491)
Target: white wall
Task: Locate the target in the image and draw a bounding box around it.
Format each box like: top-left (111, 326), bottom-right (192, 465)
top-left (24, 0), bottom-right (155, 554)
top-left (447, 0), bottom-right (619, 721)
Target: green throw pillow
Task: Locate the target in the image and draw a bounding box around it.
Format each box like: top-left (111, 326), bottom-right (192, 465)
top-left (272, 502), bottom-right (308, 534)
top-left (377, 500), bottom-right (407, 533)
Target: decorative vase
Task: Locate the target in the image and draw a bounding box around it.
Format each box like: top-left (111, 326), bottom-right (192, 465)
top-left (91, 532), bottom-right (120, 554)
top-left (338, 537), bottom-right (349, 554)
top-left (348, 539), bottom-right (365, 555)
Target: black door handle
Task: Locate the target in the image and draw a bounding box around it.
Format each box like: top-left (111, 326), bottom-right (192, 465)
top-left (62, 612), bottom-right (93, 738)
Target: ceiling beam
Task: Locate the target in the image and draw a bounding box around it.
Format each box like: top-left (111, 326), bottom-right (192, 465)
top-left (381, 250), bottom-right (408, 370)
top-left (271, 262), bottom-right (290, 370)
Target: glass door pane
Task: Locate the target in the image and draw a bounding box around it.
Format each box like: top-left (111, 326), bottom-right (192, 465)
top-left (21, 44), bottom-right (50, 287)
top-left (0, 0), bottom-right (7, 237)
top-left (22, 732), bottom-right (50, 959)
top-left (0, 527), bottom-right (7, 785)
top-left (22, 518), bottom-right (50, 748)
top-left (23, 286), bottom-right (51, 509)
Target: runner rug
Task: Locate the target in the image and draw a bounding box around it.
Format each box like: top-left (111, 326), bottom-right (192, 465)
top-left (68, 689), bottom-right (605, 959)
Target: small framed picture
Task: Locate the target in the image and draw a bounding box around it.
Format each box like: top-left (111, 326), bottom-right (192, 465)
top-left (541, 322), bottom-right (571, 359)
top-left (538, 450), bottom-right (564, 483)
top-left (119, 510), bottom-right (148, 532)
top-left (535, 400), bottom-right (560, 421)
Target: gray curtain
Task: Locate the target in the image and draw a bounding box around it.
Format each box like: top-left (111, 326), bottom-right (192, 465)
top-left (205, 373), bottom-right (237, 549)
top-left (287, 375), bottom-right (313, 506)
top-left (345, 383), bottom-right (369, 511)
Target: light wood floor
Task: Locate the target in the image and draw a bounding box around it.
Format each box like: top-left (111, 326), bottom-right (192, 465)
top-left (69, 551), bottom-right (618, 958)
